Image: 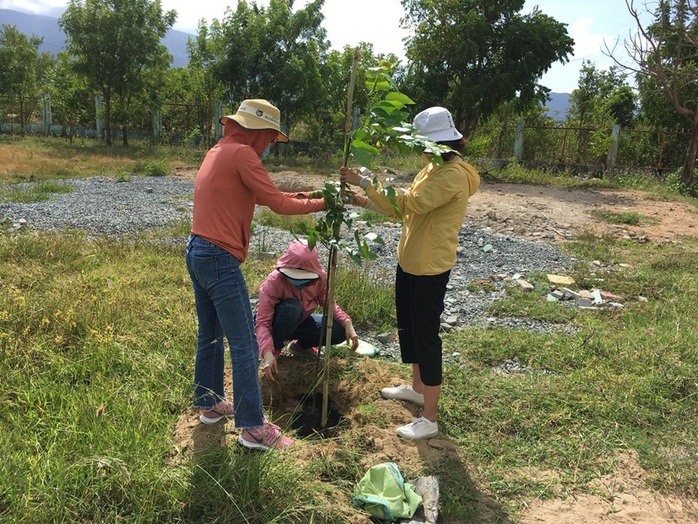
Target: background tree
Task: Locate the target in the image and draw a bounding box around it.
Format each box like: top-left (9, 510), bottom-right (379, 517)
top-left (182, 21), bottom-right (226, 145)
top-left (0, 25), bottom-right (53, 132)
top-left (47, 51), bottom-right (93, 141)
top-left (568, 61), bottom-right (636, 129)
top-left (400, 0), bottom-right (574, 136)
top-left (612, 0), bottom-right (698, 187)
top-left (59, 0), bottom-right (176, 146)
top-left (468, 101), bottom-right (554, 161)
top-left (566, 60), bottom-right (637, 165)
top-left (317, 43), bottom-right (402, 143)
top-left (213, 0), bottom-right (329, 135)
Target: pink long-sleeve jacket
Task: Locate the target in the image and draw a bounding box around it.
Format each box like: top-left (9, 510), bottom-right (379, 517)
top-left (255, 241), bottom-right (352, 357)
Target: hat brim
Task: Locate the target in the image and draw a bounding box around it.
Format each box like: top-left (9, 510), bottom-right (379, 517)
top-left (220, 115), bottom-right (290, 143)
top-left (278, 267), bottom-right (319, 279)
top-left (419, 129), bottom-right (463, 143)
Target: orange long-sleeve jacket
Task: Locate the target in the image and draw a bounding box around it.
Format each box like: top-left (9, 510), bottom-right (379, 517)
top-left (190, 121), bottom-right (325, 262)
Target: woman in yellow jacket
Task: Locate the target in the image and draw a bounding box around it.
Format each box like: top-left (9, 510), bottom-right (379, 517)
top-left (340, 106), bottom-right (480, 440)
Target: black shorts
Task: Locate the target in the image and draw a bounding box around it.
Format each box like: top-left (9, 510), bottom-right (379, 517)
top-left (395, 264), bottom-right (450, 386)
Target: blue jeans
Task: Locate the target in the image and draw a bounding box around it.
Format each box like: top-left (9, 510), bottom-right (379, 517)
top-left (185, 234), bottom-right (264, 429)
top-left (271, 298), bottom-right (346, 350)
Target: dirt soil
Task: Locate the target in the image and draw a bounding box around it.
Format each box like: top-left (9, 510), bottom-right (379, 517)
top-left (174, 167), bottom-right (698, 243)
top-left (171, 168), bottom-right (698, 523)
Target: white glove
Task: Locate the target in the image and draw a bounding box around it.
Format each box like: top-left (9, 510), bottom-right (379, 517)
top-left (344, 320), bottom-right (359, 351)
top-left (260, 351), bottom-right (278, 382)
top-left (363, 196), bottom-right (392, 216)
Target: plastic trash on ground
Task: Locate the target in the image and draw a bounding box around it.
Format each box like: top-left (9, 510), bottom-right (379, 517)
top-left (353, 462), bottom-right (422, 521)
top-left (400, 476), bottom-right (439, 524)
top-left (332, 339), bottom-right (379, 357)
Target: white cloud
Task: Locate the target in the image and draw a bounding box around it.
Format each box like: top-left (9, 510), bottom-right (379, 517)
top-left (567, 18), bottom-right (609, 63)
top-left (162, 0), bottom-right (231, 33)
top-left (1, 0), bottom-right (47, 13)
top-left (167, 0), bottom-right (409, 58)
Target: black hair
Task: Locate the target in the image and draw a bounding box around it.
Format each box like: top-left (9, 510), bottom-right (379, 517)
top-left (436, 138), bottom-right (465, 162)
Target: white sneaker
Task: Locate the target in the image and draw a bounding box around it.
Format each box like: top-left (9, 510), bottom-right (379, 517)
top-left (380, 385), bottom-right (425, 406)
top-left (396, 417), bottom-right (438, 440)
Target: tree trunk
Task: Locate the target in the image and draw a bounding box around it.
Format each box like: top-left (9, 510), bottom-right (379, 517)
top-left (459, 109), bottom-right (478, 138)
top-left (104, 94), bottom-right (112, 147)
top-left (19, 96), bottom-right (26, 137)
top-left (681, 121), bottom-right (698, 187)
top-left (122, 125), bottom-right (128, 147)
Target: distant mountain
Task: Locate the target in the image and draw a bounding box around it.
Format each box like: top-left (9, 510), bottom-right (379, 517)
top-left (0, 8), bottom-right (192, 68)
top-left (543, 92), bottom-right (571, 121)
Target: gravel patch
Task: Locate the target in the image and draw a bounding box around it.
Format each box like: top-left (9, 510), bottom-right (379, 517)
top-left (0, 175), bottom-right (194, 236)
top-left (0, 175), bottom-right (575, 370)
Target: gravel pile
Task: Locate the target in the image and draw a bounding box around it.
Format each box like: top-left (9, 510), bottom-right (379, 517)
top-left (0, 176), bottom-right (194, 235)
top-left (1, 175), bottom-right (575, 370)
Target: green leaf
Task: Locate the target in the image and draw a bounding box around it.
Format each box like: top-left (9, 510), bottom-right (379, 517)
top-left (385, 91), bottom-right (415, 107)
top-left (306, 231), bottom-right (318, 250)
top-left (352, 147), bottom-right (374, 168)
top-left (374, 100), bottom-right (402, 113)
top-left (351, 139), bottom-right (381, 167)
top-left (364, 232), bottom-right (384, 246)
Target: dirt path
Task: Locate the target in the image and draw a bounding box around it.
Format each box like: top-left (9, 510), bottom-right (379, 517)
top-left (172, 168), bottom-right (698, 523)
top-left (174, 166), bottom-right (698, 243)
top-left (467, 179), bottom-right (698, 244)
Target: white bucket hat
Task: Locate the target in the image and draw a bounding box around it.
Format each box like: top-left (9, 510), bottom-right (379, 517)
top-left (220, 99), bottom-right (290, 143)
top-left (413, 106), bottom-right (463, 143)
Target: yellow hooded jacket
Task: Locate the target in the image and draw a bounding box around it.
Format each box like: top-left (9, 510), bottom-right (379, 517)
top-left (365, 157), bottom-right (480, 275)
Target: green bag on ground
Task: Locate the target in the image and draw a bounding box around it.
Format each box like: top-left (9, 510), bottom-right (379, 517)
top-left (352, 462), bottom-right (423, 521)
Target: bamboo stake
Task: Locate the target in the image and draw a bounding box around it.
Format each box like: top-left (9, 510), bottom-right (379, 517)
top-left (321, 47), bottom-right (361, 429)
top-left (342, 47), bottom-right (362, 175)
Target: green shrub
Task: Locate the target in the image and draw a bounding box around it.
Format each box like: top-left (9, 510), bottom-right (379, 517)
top-left (144, 161), bottom-right (170, 177)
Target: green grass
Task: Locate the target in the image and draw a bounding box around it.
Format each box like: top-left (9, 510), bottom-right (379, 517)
top-left (0, 135), bottom-right (202, 184)
top-left (590, 209), bottom-right (648, 225)
top-left (1, 137), bottom-right (698, 522)
top-left (254, 208), bottom-right (317, 237)
top-left (2, 222), bottom-right (696, 522)
top-left (481, 161), bottom-right (696, 202)
top-left (0, 232), bottom-right (358, 523)
top-left (0, 179), bottom-right (75, 203)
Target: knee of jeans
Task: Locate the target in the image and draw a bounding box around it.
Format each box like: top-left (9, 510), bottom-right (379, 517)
top-left (276, 298), bottom-right (303, 319)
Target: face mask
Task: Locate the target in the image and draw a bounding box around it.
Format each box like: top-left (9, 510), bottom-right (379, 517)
top-left (287, 277), bottom-right (312, 289)
top-left (261, 145), bottom-right (271, 160)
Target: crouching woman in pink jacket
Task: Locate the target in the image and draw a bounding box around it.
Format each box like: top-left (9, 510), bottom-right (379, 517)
top-left (255, 240), bottom-right (359, 381)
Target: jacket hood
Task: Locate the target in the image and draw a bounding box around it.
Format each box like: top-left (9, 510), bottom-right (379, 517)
top-left (276, 240), bottom-right (325, 277)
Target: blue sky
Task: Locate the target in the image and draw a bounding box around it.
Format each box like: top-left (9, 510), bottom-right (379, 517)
top-left (0, 0), bottom-right (651, 93)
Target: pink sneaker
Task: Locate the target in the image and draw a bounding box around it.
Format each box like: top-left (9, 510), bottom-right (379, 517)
top-left (238, 421), bottom-right (295, 451)
top-left (288, 340), bottom-right (319, 357)
top-left (199, 400), bottom-right (234, 425)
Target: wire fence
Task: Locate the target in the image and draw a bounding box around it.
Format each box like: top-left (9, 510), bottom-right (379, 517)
top-left (0, 94), bottom-right (691, 176)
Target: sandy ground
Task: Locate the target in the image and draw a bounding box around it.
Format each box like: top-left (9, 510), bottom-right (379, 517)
top-left (171, 168), bottom-right (698, 523)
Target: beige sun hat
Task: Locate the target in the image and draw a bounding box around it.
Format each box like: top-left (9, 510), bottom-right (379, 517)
top-left (220, 99), bottom-right (290, 143)
top-left (278, 267), bottom-right (319, 280)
